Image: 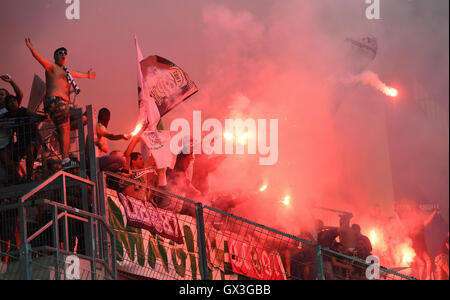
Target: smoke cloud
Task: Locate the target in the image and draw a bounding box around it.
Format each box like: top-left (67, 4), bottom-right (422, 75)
top-left (0, 0), bottom-right (448, 268)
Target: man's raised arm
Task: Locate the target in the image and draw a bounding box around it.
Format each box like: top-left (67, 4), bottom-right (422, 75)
top-left (70, 69), bottom-right (96, 79)
top-left (25, 38), bottom-right (53, 71)
top-left (0, 74), bottom-right (23, 106)
top-left (124, 126), bottom-right (146, 169)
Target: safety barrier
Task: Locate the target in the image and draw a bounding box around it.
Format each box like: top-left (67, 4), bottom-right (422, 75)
top-left (0, 170), bottom-right (116, 280)
top-left (101, 171), bottom-right (414, 280)
top-left (0, 108), bottom-right (87, 188)
top-left (0, 105), bottom-right (115, 280)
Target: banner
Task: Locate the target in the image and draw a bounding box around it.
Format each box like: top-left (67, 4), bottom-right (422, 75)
top-left (108, 190), bottom-right (201, 280)
top-left (107, 188), bottom-right (287, 280)
top-left (117, 192), bottom-right (183, 244)
top-left (228, 239), bottom-right (286, 280)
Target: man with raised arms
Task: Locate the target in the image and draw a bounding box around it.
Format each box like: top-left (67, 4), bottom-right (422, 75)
top-left (25, 38), bottom-right (96, 168)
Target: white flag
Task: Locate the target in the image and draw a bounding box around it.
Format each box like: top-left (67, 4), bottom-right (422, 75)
top-left (140, 130), bottom-right (176, 169)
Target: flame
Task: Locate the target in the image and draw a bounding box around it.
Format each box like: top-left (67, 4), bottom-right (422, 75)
top-left (259, 184), bottom-right (268, 192)
top-left (131, 124), bottom-right (143, 136)
top-left (384, 87), bottom-right (398, 97)
top-left (399, 243), bottom-right (416, 265)
top-left (282, 196), bottom-right (290, 206)
top-left (369, 229), bottom-right (378, 246)
top-left (402, 252), bottom-right (413, 264)
top-left (239, 132), bottom-right (249, 145)
top-left (364, 227), bottom-right (387, 252)
top-left (224, 132), bottom-right (234, 141)
top-left (224, 131), bottom-right (249, 145)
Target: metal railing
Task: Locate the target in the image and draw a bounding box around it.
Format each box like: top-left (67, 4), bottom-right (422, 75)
top-left (320, 247), bottom-right (415, 280)
top-left (0, 105), bottom-right (116, 280)
top-left (101, 171), bottom-right (414, 280)
top-left (0, 101), bottom-right (415, 280)
top-left (0, 107), bottom-right (87, 189)
top-left (0, 170), bottom-right (116, 280)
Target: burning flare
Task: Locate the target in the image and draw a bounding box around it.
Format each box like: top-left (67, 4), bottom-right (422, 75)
top-left (401, 248), bottom-right (415, 264)
top-left (282, 196), bottom-right (290, 206)
top-left (383, 87), bottom-right (398, 97)
top-left (259, 184), bottom-right (268, 192)
top-left (239, 132), bottom-right (249, 145)
top-left (223, 131), bottom-right (250, 145)
top-left (131, 124), bottom-right (143, 136)
top-left (369, 229), bottom-right (378, 246)
top-left (348, 70), bottom-right (398, 98)
top-left (398, 243), bottom-right (416, 265)
top-left (224, 131), bottom-right (234, 141)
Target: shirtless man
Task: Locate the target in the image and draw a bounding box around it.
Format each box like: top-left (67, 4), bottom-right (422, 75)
top-left (92, 108), bottom-right (130, 173)
top-left (25, 38), bottom-right (96, 168)
top-left (394, 203), bottom-right (439, 280)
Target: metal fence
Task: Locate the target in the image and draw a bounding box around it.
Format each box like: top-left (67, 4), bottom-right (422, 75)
top-left (0, 102), bottom-right (416, 281)
top-left (0, 107), bottom-right (87, 188)
top-left (101, 171), bottom-right (415, 281)
top-left (0, 170), bottom-right (116, 280)
top-left (0, 105), bottom-right (116, 280)
top-left (102, 172), bottom-right (199, 280)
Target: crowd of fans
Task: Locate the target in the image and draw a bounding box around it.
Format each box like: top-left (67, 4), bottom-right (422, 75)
top-left (0, 40), bottom-right (448, 281)
top-left (287, 207), bottom-right (448, 280)
top-left (288, 213), bottom-right (374, 280)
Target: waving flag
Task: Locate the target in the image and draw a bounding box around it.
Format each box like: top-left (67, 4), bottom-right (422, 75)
top-left (140, 55), bottom-right (198, 119)
top-left (135, 38), bottom-right (160, 131)
top-left (134, 38), bottom-right (197, 168)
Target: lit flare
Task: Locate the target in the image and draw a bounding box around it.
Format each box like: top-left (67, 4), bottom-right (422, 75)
top-left (384, 87), bottom-right (398, 97)
top-left (239, 132), bottom-right (249, 145)
top-left (402, 249), bottom-right (415, 264)
top-left (399, 243), bottom-right (416, 265)
top-left (369, 229), bottom-right (378, 246)
top-left (224, 132), bottom-right (234, 141)
top-left (282, 196), bottom-right (290, 206)
top-left (131, 124), bottom-right (143, 136)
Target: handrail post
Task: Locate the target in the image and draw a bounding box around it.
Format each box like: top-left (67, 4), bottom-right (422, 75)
top-left (61, 175), bottom-right (69, 252)
top-left (86, 105), bottom-right (98, 213)
top-left (110, 232), bottom-right (117, 280)
top-left (89, 216), bottom-right (97, 280)
top-left (53, 204), bottom-right (61, 280)
top-left (195, 203), bottom-right (209, 280)
top-left (19, 203), bottom-right (32, 280)
top-left (315, 244), bottom-right (325, 280)
top-left (97, 172), bottom-right (109, 264)
top-left (75, 107), bottom-right (87, 179)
